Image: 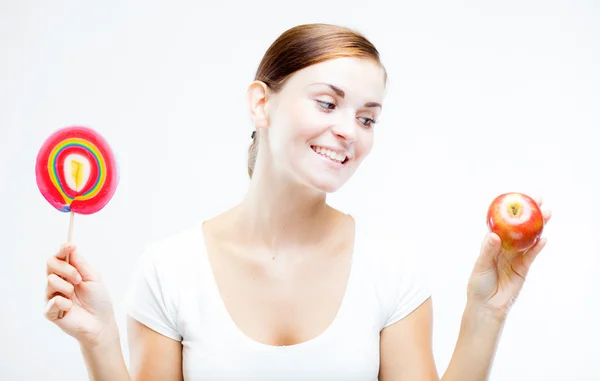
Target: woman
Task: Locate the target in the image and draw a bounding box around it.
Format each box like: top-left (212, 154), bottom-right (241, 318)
top-left (44, 23), bottom-right (551, 380)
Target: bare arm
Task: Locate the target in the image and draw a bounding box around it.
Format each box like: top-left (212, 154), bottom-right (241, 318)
top-left (78, 318), bottom-right (183, 381)
top-left (79, 325), bottom-right (131, 381)
top-left (45, 244), bottom-right (184, 381)
top-left (380, 199), bottom-right (550, 380)
top-left (127, 317), bottom-right (184, 381)
top-left (379, 297), bottom-right (439, 381)
top-left (440, 303), bottom-right (505, 380)
top-left (379, 298), bottom-right (505, 381)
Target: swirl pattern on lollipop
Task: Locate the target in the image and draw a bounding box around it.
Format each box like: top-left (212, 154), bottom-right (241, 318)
top-left (36, 126), bottom-right (118, 215)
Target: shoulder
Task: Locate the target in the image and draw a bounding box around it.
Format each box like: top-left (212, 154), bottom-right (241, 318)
top-left (355, 218), bottom-right (432, 327)
top-left (140, 222), bottom-right (205, 267)
top-left (131, 221), bottom-right (207, 292)
top-left (356, 219), bottom-right (426, 280)
top-left (122, 222), bottom-right (207, 341)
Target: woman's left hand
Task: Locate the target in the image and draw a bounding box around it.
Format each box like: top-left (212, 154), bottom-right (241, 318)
top-left (467, 196), bottom-right (552, 320)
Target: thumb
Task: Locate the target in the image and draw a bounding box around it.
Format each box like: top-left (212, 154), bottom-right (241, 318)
top-left (473, 232), bottom-right (502, 273)
top-left (70, 249), bottom-right (100, 282)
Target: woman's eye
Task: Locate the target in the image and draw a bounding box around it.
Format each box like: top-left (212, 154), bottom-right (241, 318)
top-left (315, 100), bottom-right (377, 128)
top-left (358, 117), bottom-right (378, 128)
top-left (316, 100), bottom-right (336, 110)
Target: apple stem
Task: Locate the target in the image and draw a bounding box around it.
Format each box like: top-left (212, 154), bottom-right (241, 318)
top-left (511, 204), bottom-right (520, 216)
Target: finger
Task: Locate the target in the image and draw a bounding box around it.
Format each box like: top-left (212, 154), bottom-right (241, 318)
top-left (44, 295), bottom-right (73, 322)
top-left (474, 232), bottom-right (502, 272)
top-left (46, 256), bottom-right (82, 285)
top-left (55, 242), bottom-right (75, 261)
top-left (534, 196), bottom-right (543, 207)
top-left (522, 237), bottom-right (548, 270)
top-left (45, 274), bottom-right (75, 301)
top-left (69, 248), bottom-right (100, 282)
top-left (542, 209), bottom-right (552, 224)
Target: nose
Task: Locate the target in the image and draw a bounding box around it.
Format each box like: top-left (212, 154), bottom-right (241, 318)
top-left (331, 114), bottom-right (358, 142)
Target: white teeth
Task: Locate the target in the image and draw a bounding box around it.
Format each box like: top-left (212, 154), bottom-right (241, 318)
top-left (312, 146), bottom-right (347, 163)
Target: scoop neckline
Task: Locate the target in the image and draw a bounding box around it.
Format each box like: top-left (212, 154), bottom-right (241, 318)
top-left (195, 215), bottom-right (359, 351)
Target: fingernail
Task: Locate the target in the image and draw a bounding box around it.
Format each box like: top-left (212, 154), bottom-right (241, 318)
top-left (75, 274), bottom-right (82, 284)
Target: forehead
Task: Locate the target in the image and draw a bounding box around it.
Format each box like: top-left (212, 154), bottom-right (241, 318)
top-left (282, 57), bottom-right (386, 101)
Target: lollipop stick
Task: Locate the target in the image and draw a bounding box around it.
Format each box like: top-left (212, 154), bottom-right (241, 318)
top-left (58, 211), bottom-right (74, 319)
top-left (66, 211), bottom-right (74, 263)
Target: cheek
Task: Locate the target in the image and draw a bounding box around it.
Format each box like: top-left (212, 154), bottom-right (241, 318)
top-left (268, 102), bottom-right (316, 157)
top-left (288, 100), bottom-right (325, 136)
top-left (355, 132), bottom-right (374, 161)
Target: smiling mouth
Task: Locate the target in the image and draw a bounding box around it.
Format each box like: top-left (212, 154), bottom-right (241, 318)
top-left (310, 145), bottom-right (349, 164)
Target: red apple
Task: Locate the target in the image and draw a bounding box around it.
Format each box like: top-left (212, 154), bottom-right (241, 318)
top-left (486, 192), bottom-right (544, 252)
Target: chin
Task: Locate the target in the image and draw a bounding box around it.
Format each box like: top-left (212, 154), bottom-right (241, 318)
top-left (292, 149), bottom-right (357, 193)
top-left (313, 182), bottom-right (343, 194)
top-left (305, 173), bottom-right (351, 194)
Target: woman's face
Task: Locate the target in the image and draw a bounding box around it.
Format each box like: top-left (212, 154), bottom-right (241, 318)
top-left (256, 57), bottom-right (386, 193)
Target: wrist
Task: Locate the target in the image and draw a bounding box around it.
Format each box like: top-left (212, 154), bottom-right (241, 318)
top-left (463, 301), bottom-right (507, 331)
top-left (80, 333), bottom-right (124, 372)
top-left (79, 322), bottom-right (130, 381)
top-left (80, 321), bottom-right (121, 353)
top-left (442, 303), bottom-right (507, 381)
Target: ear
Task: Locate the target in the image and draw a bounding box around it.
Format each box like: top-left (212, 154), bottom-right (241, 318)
top-left (247, 81), bottom-right (271, 129)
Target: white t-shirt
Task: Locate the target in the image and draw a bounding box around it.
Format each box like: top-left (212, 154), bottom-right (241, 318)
top-left (122, 219), bottom-right (431, 380)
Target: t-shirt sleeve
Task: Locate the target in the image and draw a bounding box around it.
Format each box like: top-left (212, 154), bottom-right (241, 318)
top-left (121, 243), bottom-right (182, 341)
top-left (373, 235), bottom-right (432, 329)
top-left (382, 258), bottom-right (432, 328)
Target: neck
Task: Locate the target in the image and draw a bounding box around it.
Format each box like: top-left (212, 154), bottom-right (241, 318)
top-left (235, 169), bottom-right (339, 251)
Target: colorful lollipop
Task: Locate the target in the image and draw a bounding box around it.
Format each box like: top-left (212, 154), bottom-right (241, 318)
top-left (36, 125), bottom-right (118, 216)
top-left (36, 125), bottom-right (118, 316)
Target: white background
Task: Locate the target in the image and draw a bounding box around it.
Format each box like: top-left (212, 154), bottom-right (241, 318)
top-left (1, 1), bottom-right (599, 380)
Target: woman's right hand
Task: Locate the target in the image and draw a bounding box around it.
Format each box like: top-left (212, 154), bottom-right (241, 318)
top-left (44, 243), bottom-right (119, 348)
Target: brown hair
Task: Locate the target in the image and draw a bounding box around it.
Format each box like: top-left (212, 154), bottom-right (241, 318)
top-left (247, 23), bottom-right (386, 179)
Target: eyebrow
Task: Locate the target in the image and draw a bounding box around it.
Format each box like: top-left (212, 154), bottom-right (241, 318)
top-left (309, 82), bottom-right (382, 109)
